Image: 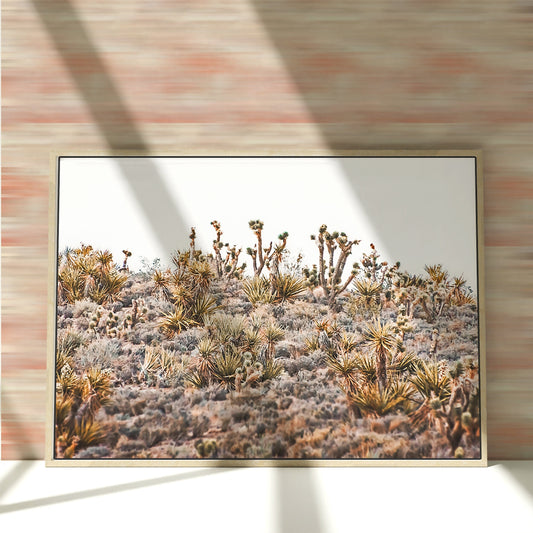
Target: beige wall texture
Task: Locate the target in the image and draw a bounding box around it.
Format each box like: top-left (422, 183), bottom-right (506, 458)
top-left (2, 1), bottom-right (533, 459)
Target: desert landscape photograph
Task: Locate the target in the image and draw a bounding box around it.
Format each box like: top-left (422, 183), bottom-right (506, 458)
top-left (51, 156), bottom-right (483, 462)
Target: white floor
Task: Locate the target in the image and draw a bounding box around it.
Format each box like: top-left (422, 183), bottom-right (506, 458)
top-left (1, 461), bottom-right (532, 532)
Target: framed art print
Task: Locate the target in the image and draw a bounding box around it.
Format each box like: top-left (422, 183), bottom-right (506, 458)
top-left (46, 152), bottom-right (487, 466)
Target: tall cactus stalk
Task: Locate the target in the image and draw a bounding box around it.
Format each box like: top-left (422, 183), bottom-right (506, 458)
top-left (309, 224), bottom-right (360, 308)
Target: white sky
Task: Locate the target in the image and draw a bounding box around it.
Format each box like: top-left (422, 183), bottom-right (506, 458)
top-left (57, 157), bottom-right (479, 289)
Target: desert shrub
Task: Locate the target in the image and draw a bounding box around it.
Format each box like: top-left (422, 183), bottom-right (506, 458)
top-left (58, 246), bottom-right (128, 305)
top-left (56, 330), bottom-right (86, 375)
top-left (76, 338), bottom-right (121, 370)
top-left (55, 365), bottom-right (113, 458)
top-left (76, 446), bottom-right (111, 459)
top-left (140, 427), bottom-right (167, 448)
top-left (271, 438), bottom-right (288, 458)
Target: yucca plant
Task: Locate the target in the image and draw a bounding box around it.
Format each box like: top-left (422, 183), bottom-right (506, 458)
top-left (152, 269), bottom-right (171, 299)
top-left (188, 260), bottom-right (215, 291)
top-left (185, 370), bottom-right (209, 389)
top-left (262, 322), bottom-right (285, 359)
top-left (55, 365), bottom-right (112, 458)
top-left (210, 348), bottom-right (243, 390)
top-left (410, 361), bottom-right (451, 402)
top-left (349, 380), bottom-right (414, 417)
top-left (449, 276), bottom-right (476, 306)
top-left (242, 276), bottom-right (275, 305)
top-left (391, 351), bottom-right (420, 375)
top-left (188, 294), bottom-right (219, 325)
top-left (352, 278), bottom-right (382, 313)
top-left (159, 307), bottom-right (197, 338)
top-left (242, 328), bottom-right (262, 353)
top-left (138, 347), bottom-right (161, 381)
top-left (339, 332), bottom-right (359, 353)
top-left (304, 335), bottom-right (320, 353)
top-left (57, 363), bottom-right (84, 398)
top-left (57, 247), bottom-right (127, 305)
top-left (271, 273), bottom-right (307, 303)
top-left (363, 320), bottom-right (396, 392)
top-left (326, 351), bottom-right (360, 394)
top-left (56, 330), bottom-right (85, 377)
top-left (158, 349), bottom-right (181, 381)
top-left (195, 337), bottom-right (217, 378)
top-left (353, 352), bottom-right (377, 384)
top-left (261, 358), bottom-right (284, 381)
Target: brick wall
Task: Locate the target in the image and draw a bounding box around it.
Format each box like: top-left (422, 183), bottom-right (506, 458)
top-left (2, 0), bottom-right (533, 458)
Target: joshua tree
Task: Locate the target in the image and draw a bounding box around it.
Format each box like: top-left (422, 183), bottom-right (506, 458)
top-left (121, 249), bottom-right (132, 270)
top-left (306, 224), bottom-right (360, 308)
top-left (246, 220), bottom-right (288, 278)
top-left (189, 228), bottom-right (196, 260)
top-left (210, 220), bottom-right (246, 279)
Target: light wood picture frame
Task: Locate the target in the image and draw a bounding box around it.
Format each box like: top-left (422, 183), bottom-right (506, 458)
top-left (46, 151), bottom-right (487, 466)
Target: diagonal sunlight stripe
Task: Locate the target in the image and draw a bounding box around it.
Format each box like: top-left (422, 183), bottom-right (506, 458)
top-left (0, 468), bottom-right (235, 514)
top-left (30, 0), bottom-right (189, 256)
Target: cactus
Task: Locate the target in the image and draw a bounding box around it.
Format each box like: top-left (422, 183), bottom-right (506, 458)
top-left (195, 439), bottom-right (217, 458)
top-left (124, 298), bottom-right (147, 329)
top-left (105, 311), bottom-right (119, 336)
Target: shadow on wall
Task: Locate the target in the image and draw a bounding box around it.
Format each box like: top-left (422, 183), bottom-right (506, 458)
top-left (26, 3), bottom-right (326, 533)
top-left (247, 0), bottom-right (487, 285)
top-left (31, 0), bottom-right (190, 255)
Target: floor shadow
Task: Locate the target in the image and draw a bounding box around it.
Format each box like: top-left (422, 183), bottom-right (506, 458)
top-left (0, 395), bottom-right (40, 495)
top-left (276, 468), bottom-right (325, 533)
top-left (248, 1), bottom-right (484, 272)
top-left (32, 0), bottom-right (190, 255)
top-left (496, 461), bottom-right (533, 502)
top-left (0, 467), bottom-right (233, 514)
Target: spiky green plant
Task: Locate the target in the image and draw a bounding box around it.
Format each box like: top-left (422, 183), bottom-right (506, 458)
top-left (58, 246), bottom-right (127, 305)
top-left (158, 349), bottom-right (182, 381)
top-left (185, 370), bottom-right (209, 389)
top-left (353, 353), bottom-right (377, 384)
top-left (352, 278), bottom-right (382, 312)
top-left (188, 260), bottom-right (215, 292)
top-left (410, 361), bottom-right (452, 402)
top-left (243, 328), bottom-right (262, 353)
top-left (56, 330), bottom-right (85, 376)
top-left (326, 351), bottom-right (359, 393)
top-left (349, 380), bottom-right (414, 417)
top-left (188, 294), bottom-right (219, 325)
top-left (304, 335), bottom-right (320, 353)
top-left (262, 322), bottom-right (285, 358)
top-left (391, 351), bottom-right (420, 375)
top-left (261, 358), bottom-right (284, 381)
top-left (363, 320), bottom-right (396, 392)
top-left (242, 276), bottom-right (275, 305)
top-left (55, 365), bottom-right (112, 458)
top-left (139, 347), bottom-right (161, 380)
top-left (271, 273), bottom-right (307, 303)
top-left (159, 307), bottom-right (197, 338)
top-left (210, 348), bottom-right (243, 390)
